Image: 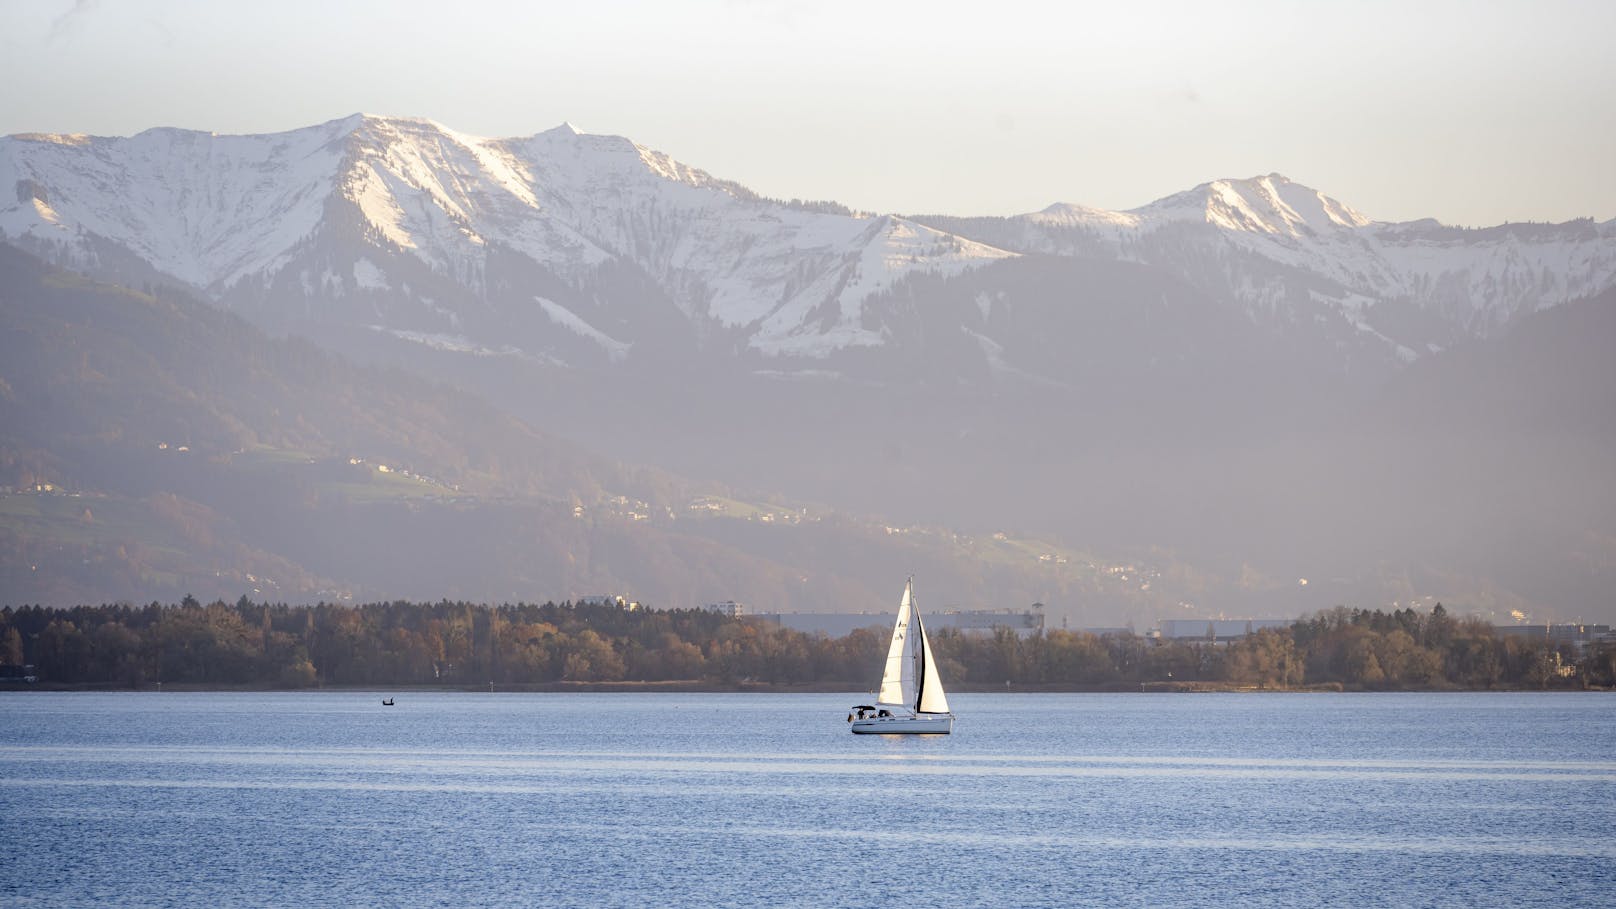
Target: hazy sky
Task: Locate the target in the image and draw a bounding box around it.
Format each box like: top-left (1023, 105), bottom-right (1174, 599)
top-left (3, 0), bottom-right (1613, 225)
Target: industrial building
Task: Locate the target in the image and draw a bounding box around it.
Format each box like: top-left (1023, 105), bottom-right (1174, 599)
top-left (1493, 623), bottom-right (1613, 654)
top-left (756, 608), bottom-right (1044, 638)
top-left (1156, 619), bottom-right (1292, 643)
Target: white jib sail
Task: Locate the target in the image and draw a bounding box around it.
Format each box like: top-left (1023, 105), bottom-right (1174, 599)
top-left (914, 609), bottom-right (950, 715)
top-left (877, 580), bottom-right (915, 707)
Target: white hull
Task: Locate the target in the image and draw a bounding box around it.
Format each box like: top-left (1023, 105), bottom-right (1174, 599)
top-left (849, 713), bottom-right (954, 735)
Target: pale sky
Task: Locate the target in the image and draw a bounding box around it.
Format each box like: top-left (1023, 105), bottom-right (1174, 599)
top-left (2, 0), bottom-right (1613, 226)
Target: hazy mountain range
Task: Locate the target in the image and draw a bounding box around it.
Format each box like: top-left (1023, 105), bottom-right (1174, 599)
top-left (2, 115), bottom-right (1612, 622)
top-left (5, 115), bottom-right (1613, 370)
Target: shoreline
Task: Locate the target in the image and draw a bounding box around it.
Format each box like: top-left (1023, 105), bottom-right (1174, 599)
top-left (4, 680), bottom-right (1605, 694)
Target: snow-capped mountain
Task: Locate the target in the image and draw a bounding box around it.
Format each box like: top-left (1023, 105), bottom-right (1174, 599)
top-left (918, 174), bottom-right (1616, 364)
top-left (0, 114), bottom-right (1010, 363)
top-left (3, 117), bottom-right (1613, 375)
top-left (4, 117), bottom-right (1613, 620)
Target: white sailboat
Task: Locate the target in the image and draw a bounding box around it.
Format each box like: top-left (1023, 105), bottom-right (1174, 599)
top-left (848, 578), bottom-right (954, 734)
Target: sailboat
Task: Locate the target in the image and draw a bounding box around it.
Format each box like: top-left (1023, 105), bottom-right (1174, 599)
top-left (848, 578), bottom-right (955, 734)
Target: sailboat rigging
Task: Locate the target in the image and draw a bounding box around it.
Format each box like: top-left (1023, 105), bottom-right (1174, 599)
top-left (848, 578), bottom-right (955, 734)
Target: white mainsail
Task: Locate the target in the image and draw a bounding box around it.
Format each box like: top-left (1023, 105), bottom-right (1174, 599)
top-left (876, 580), bottom-right (914, 707)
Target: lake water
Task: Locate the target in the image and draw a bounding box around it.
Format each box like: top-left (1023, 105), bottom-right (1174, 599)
top-left (2, 692), bottom-right (1613, 907)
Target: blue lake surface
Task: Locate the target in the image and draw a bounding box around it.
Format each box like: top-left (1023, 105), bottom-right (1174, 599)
top-left (2, 691), bottom-right (1613, 907)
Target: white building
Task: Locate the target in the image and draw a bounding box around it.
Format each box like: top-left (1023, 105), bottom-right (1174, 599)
top-left (704, 600), bottom-right (747, 617)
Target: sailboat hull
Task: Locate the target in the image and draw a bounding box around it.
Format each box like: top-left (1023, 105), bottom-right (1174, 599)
top-left (849, 713), bottom-right (954, 735)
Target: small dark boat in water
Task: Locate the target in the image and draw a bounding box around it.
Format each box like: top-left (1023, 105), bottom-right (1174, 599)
top-left (382, 698), bottom-right (394, 706)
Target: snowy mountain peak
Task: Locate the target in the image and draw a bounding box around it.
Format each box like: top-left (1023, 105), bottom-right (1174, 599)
top-left (0, 115), bottom-right (1019, 361)
top-left (1031, 202), bottom-right (1141, 230)
top-left (1031, 174), bottom-right (1370, 238)
top-left (4, 115), bottom-right (1611, 373)
top-left (913, 176), bottom-right (1616, 365)
top-left (9, 131), bottom-right (94, 147)
top-left (1140, 173), bottom-right (1371, 236)
top-left (1, 117), bottom-right (359, 288)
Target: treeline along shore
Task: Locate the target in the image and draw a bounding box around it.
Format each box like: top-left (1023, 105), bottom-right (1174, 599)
top-left (2, 599), bottom-right (1611, 691)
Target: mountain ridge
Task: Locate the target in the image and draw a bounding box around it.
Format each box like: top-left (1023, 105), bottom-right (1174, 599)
top-left (3, 116), bottom-right (1613, 621)
top-left (6, 115), bottom-right (1614, 373)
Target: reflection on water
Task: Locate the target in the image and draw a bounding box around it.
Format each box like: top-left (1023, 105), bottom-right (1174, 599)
top-left (8, 745), bottom-right (1616, 784)
top-left (3, 692), bottom-right (1613, 907)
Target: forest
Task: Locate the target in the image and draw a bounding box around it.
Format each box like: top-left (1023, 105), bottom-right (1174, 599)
top-left (1, 598), bottom-right (1610, 691)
